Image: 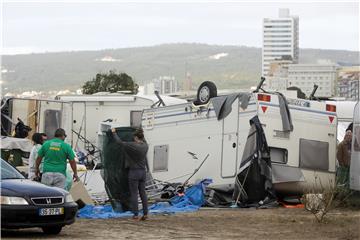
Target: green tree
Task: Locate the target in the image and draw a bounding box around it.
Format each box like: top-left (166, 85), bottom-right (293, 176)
top-left (82, 71), bottom-right (138, 94)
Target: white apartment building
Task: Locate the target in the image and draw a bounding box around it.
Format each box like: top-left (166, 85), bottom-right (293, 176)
top-left (268, 60), bottom-right (291, 90)
top-left (262, 8), bottom-right (299, 77)
top-left (269, 62), bottom-right (338, 97)
top-left (144, 76), bottom-right (178, 95)
top-left (288, 63), bottom-right (338, 97)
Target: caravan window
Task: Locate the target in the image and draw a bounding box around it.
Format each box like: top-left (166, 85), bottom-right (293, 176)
top-left (153, 145), bottom-right (168, 172)
top-left (299, 139), bottom-right (329, 171)
top-left (44, 110), bottom-right (62, 139)
top-left (270, 147), bottom-right (288, 164)
top-left (130, 111), bottom-right (142, 128)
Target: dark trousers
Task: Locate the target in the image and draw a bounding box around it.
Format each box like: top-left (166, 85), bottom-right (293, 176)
top-left (128, 169), bottom-right (148, 216)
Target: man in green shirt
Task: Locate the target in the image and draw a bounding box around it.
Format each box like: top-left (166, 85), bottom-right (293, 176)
top-left (35, 128), bottom-right (79, 189)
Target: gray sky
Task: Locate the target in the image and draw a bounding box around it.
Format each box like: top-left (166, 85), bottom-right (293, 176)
top-left (1, 1), bottom-right (359, 55)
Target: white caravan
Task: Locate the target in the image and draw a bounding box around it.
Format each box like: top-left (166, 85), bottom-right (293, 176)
top-left (1, 98), bottom-right (72, 140)
top-left (57, 94), bottom-right (186, 150)
top-left (325, 100), bottom-right (357, 142)
top-left (350, 101), bottom-right (360, 191)
top-left (2, 94), bottom-right (186, 199)
top-left (142, 92), bottom-right (338, 195)
top-left (2, 95), bottom-right (186, 149)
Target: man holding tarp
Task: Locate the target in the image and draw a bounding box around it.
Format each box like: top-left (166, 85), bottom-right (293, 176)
top-left (111, 128), bottom-right (149, 220)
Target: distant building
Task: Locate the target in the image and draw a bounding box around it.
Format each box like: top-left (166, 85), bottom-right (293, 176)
top-left (338, 81), bottom-right (359, 100)
top-left (268, 58), bottom-right (292, 90)
top-left (144, 76), bottom-right (178, 95)
top-left (184, 72), bottom-right (193, 91)
top-left (338, 66), bottom-right (360, 100)
top-left (268, 61), bottom-right (339, 97)
top-left (262, 8), bottom-right (299, 77)
top-left (144, 83), bottom-right (155, 95)
top-left (288, 62), bottom-right (338, 97)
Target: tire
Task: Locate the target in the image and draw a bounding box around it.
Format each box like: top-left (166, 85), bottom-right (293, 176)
top-left (196, 81), bottom-right (217, 104)
top-left (42, 226), bottom-right (63, 235)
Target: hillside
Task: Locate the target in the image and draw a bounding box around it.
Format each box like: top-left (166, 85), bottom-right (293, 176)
top-left (1, 43), bottom-right (359, 93)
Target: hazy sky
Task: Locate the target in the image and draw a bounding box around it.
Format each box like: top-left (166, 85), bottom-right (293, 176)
top-left (1, 1), bottom-right (359, 55)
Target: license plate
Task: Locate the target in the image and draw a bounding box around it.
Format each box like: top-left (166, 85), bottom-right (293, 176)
top-left (39, 207), bottom-right (64, 216)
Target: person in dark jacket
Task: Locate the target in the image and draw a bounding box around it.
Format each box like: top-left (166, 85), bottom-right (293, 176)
top-left (111, 128), bottom-right (149, 220)
top-left (336, 129), bottom-right (352, 186)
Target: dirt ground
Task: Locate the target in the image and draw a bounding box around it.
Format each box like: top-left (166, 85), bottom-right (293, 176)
top-left (2, 208), bottom-right (360, 240)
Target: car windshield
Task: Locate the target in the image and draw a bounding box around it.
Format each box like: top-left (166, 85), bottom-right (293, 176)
top-left (1, 159), bottom-right (25, 180)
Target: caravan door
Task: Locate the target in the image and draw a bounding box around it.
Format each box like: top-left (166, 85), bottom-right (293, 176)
top-left (221, 100), bottom-right (239, 178)
top-left (350, 101), bottom-right (360, 191)
top-left (38, 100), bottom-right (65, 139)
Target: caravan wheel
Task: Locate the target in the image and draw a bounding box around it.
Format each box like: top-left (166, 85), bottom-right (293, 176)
top-left (196, 81), bottom-right (217, 104)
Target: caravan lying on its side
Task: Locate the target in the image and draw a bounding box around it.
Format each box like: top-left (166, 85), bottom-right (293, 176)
top-left (1, 98), bottom-right (72, 140)
top-left (56, 94), bottom-right (186, 150)
top-left (1, 95), bottom-right (186, 149)
top-left (142, 92), bottom-right (338, 195)
top-left (1, 94), bottom-right (186, 198)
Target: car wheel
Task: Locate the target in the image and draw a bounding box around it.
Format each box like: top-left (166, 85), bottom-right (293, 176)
top-left (196, 81), bottom-right (217, 104)
top-left (42, 226), bottom-right (63, 235)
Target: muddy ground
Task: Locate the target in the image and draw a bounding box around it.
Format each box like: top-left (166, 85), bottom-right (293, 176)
top-left (2, 208), bottom-right (360, 240)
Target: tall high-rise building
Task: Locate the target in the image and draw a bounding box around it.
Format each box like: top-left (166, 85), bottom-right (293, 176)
top-left (262, 8), bottom-right (299, 77)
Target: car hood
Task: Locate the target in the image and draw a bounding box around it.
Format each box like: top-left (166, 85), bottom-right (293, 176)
top-left (1, 179), bottom-right (67, 198)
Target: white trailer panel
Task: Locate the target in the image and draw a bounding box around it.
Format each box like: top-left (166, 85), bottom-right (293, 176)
top-left (142, 93), bottom-right (337, 194)
top-left (350, 101), bottom-right (360, 191)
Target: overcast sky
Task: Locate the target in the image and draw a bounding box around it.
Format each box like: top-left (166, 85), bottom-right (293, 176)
top-left (1, 1), bottom-right (359, 55)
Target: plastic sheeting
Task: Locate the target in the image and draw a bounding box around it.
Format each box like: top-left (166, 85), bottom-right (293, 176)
top-left (100, 127), bottom-right (137, 211)
top-left (212, 93), bottom-right (250, 120)
top-left (234, 116), bottom-right (275, 206)
top-left (0, 137), bottom-right (33, 152)
top-left (277, 93), bottom-right (293, 132)
top-left (78, 179), bottom-right (212, 219)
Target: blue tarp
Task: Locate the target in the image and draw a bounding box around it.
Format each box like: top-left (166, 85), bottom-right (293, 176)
top-left (78, 179), bottom-right (212, 219)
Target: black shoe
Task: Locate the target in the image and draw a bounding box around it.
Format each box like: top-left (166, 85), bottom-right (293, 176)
top-left (140, 215), bottom-right (148, 221)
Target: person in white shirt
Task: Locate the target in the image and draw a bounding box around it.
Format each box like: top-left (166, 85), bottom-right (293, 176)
top-left (28, 133), bottom-right (47, 180)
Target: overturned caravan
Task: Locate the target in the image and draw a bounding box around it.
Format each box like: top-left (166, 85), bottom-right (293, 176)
top-left (142, 92), bottom-right (337, 198)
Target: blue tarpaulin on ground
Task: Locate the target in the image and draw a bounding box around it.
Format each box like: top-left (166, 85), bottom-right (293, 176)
top-left (78, 179), bottom-right (212, 219)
